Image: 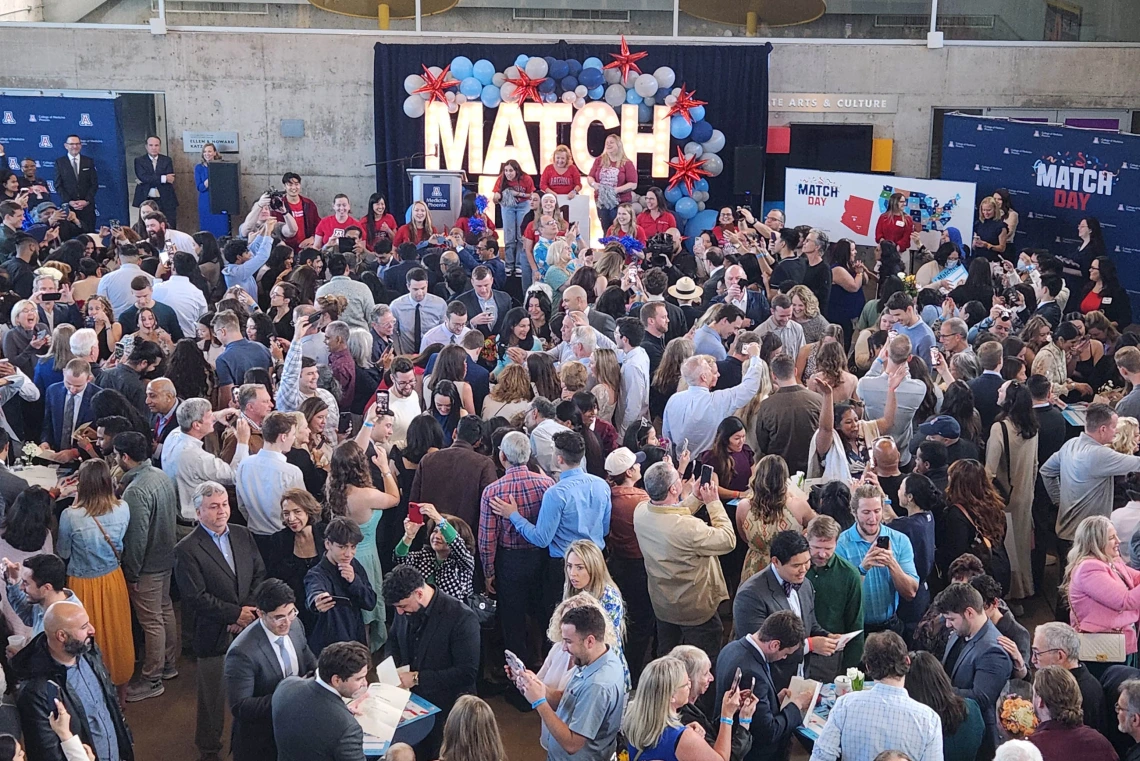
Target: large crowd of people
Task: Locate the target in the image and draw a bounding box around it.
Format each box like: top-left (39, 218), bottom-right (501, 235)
top-left (0, 134), bottom-right (1134, 761)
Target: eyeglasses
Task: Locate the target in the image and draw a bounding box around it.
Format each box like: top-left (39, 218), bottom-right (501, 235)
top-left (1030, 647), bottom-right (1061, 661)
top-left (267, 607), bottom-right (299, 625)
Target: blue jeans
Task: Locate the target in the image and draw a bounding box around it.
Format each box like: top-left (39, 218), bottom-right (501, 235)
top-left (598, 203), bottom-right (618, 233)
top-left (501, 200), bottom-right (530, 270)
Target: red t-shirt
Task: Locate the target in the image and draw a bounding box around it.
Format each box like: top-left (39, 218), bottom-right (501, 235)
top-left (713, 223), bottom-right (738, 244)
top-left (637, 211), bottom-right (677, 239)
top-left (456, 214), bottom-right (496, 235)
top-left (393, 223), bottom-right (439, 247)
top-left (540, 164), bottom-right (583, 195)
top-left (283, 199), bottom-right (308, 249)
top-left (369, 214), bottom-right (398, 238)
top-left (492, 174), bottom-right (536, 196)
top-left (315, 215), bottom-right (360, 242)
top-left (607, 225), bottom-right (647, 245)
top-left (874, 212), bottom-right (914, 251)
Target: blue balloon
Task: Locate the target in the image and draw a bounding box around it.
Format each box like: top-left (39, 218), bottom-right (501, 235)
top-left (625, 87), bottom-right (642, 105)
top-left (688, 105), bottom-right (706, 123)
top-left (690, 120), bottom-right (714, 144)
top-left (656, 87), bottom-right (670, 99)
top-left (543, 92), bottom-right (557, 103)
top-left (693, 178), bottom-right (709, 193)
top-left (404, 204), bottom-right (413, 224)
top-left (638, 103), bottom-right (653, 123)
top-left (678, 183), bottom-right (691, 197)
top-left (514, 54), bottom-right (530, 68)
top-left (670, 115), bottom-right (693, 140)
top-left (459, 77), bottom-right (482, 99)
top-left (480, 84), bottom-right (502, 108)
top-left (560, 76), bottom-right (578, 92)
top-left (675, 196), bottom-right (699, 220)
top-left (538, 78), bottom-right (556, 94)
top-left (583, 56), bottom-right (603, 69)
top-left (550, 60), bottom-right (569, 80)
top-left (567, 59), bottom-right (583, 76)
top-left (472, 59), bottom-right (496, 86)
top-left (684, 209), bottom-right (720, 247)
top-left (588, 86), bottom-right (604, 100)
top-left (664, 185), bottom-right (684, 205)
top-left (450, 56), bottom-right (473, 81)
top-left (578, 68), bottom-right (604, 88)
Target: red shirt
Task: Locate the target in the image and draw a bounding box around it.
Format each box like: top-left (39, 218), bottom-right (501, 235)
top-left (281, 198), bottom-right (311, 249)
top-left (1080, 287), bottom-right (1104, 314)
top-left (315, 215), bottom-right (360, 243)
top-left (393, 223), bottom-right (438, 247)
top-left (713, 223), bottom-right (738, 244)
top-left (607, 225), bottom-right (646, 245)
top-left (456, 214), bottom-right (496, 235)
top-left (540, 164), bottom-right (583, 195)
top-left (874, 212), bottom-right (914, 250)
top-left (637, 210), bottom-right (677, 238)
top-left (492, 174), bottom-right (536, 196)
top-left (368, 214), bottom-right (398, 240)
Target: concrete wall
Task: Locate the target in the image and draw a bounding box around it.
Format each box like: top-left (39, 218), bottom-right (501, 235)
top-left (0, 27), bottom-right (1137, 231)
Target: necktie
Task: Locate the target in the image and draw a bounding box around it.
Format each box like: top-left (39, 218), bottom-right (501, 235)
top-left (276, 636), bottom-right (293, 678)
top-left (413, 304), bottom-right (422, 351)
top-left (782, 580), bottom-right (801, 597)
top-left (61, 391), bottom-right (77, 448)
top-left (72, 156), bottom-right (79, 177)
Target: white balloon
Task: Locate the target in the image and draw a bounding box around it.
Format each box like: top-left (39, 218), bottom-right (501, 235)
top-left (447, 100), bottom-right (459, 113)
top-left (505, 66), bottom-right (520, 80)
top-left (653, 66), bottom-right (676, 90)
top-left (575, 85), bottom-right (588, 97)
top-left (428, 66), bottom-right (443, 77)
top-left (664, 95), bottom-right (678, 106)
top-left (403, 95), bottom-right (426, 118)
top-left (524, 57), bottom-right (549, 79)
top-left (492, 72), bottom-right (506, 86)
top-left (604, 67), bottom-right (622, 85)
top-left (500, 82), bottom-right (519, 102)
top-left (703, 154), bottom-right (724, 177)
top-left (562, 91), bottom-right (576, 104)
top-left (445, 91), bottom-right (456, 102)
top-left (575, 97), bottom-right (586, 109)
top-left (671, 87), bottom-right (682, 96)
top-left (604, 83), bottom-right (627, 107)
top-left (684, 141), bottom-right (703, 157)
top-left (404, 74), bottom-right (425, 95)
top-left (701, 129), bottom-right (726, 155)
top-left (634, 73), bottom-right (658, 98)
top-left (697, 201), bottom-right (706, 211)
top-left (632, 202), bottom-right (644, 215)
top-left (455, 93), bottom-right (467, 104)
top-left (623, 70), bottom-right (639, 89)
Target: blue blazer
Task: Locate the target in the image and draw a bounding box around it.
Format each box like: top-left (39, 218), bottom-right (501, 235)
top-left (132, 153), bottom-right (178, 210)
top-left (713, 290), bottom-right (771, 330)
top-left (942, 619), bottom-right (1012, 740)
top-left (41, 381), bottom-right (101, 451)
top-left (969, 372), bottom-right (1004, 433)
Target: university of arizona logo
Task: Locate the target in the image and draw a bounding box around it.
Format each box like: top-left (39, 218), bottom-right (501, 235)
top-left (1, 112), bottom-right (13, 125)
top-left (38, 135), bottom-right (52, 149)
top-left (28, 114), bottom-right (35, 123)
top-left (79, 114), bottom-right (93, 127)
top-left (6, 159), bottom-right (17, 171)
top-left (47, 181), bottom-right (55, 193)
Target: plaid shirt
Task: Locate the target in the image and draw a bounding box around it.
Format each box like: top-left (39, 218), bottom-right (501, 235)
top-left (479, 465), bottom-right (555, 579)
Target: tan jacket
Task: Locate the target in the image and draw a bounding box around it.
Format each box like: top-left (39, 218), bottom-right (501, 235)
top-left (633, 494), bottom-right (736, 626)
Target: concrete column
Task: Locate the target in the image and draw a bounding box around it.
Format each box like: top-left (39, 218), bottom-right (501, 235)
top-left (745, 11), bottom-right (757, 36)
top-left (378, 3), bottom-right (389, 29)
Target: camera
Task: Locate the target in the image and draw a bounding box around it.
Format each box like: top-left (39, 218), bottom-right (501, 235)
top-left (644, 233), bottom-right (674, 268)
top-left (268, 190), bottom-right (286, 213)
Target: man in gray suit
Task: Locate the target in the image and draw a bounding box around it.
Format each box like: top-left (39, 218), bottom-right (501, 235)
top-left (733, 531), bottom-right (841, 691)
top-left (936, 582), bottom-right (1012, 755)
top-left (225, 579), bottom-right (316, 761)
top-left (272, 640), bottom-right (368, 761)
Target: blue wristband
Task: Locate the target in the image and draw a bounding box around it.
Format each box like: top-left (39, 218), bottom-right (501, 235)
top-left (740, 719), bottom-right (752, 726)
top-left (531, 697), bottom-right (547, 709)
top-left (719, 717), bottom-right (733, 725)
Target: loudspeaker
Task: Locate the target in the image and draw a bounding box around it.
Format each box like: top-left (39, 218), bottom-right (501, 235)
top-left (208, 161), bottom-right (241, 216)
top-left (734, 146), bottom-right (766, 196)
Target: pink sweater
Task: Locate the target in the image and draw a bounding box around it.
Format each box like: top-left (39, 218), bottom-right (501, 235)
top-left (1069, 557), bottom-right (1140, 653)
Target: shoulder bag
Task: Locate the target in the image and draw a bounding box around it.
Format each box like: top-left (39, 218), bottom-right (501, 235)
top-left (1073, 563), bottom-right (1130, 663)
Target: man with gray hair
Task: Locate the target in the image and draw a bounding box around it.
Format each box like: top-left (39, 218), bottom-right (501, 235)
top-left (545, 310), bottom-right (617, 368)
top-left (994, 740), bottom-right (1043, 761)
top-left (478, 430), bottom-right (555, 696)
top-left (569, 325), bottom-right (597, 363)
top-left (634, 460), bottom-right (733, 666)
top-left (277, 310), bottom-right (339, 442)
top-left (801, 228), bottom-right (832, 316)
top-left (662, 342), bottom-right (763, 457)
top-left (1032, 621), bottom-right (1107, 733)
top-left (162, 397), bottom-right (249, 531)
top-left (175, 480), bottom-right (265, 761)
top-left (323, 320), bottom-right (356, 402)
top-left (527, 396), bottom-right (567, 477)
top-left (857, 333), bottom-right (930, 467)
top-left (220, 382), bottom-right (272, 463)
top-left (1113, 679), bottom-right (1140, 761)
top-left (68, 327), bottom-right (103, 383)
top-left (369, 302), bottom-right (396, 361)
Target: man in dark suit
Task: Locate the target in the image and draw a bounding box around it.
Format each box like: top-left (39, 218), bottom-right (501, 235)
top-left (225, 579), bottom-right (316, 761)
top-left (712, 264), bottom-right (771, 329)
top-left (272, 641), bottom-right (368, 761)
top-left (54, 135), bottom-right (98, 231)
top-left (145, 378), bottom-right (181, 454)
top-left (715, 331), bottom-right (759, 391)
top-left (456, 265), bottom-right (512, 338)
top-left (32, 275), bottom-right (82, 331)
top-left (41, 359), bottom-right (100, 453)
top-left (936, 583), bottom-right (1012, 755)
top-left (174, 480), bottom-right (266, 761)
top-left (733, 531), bottom-right (840, 692)
top-left (1030, 374), bottom-right (1067, 592)
top-left (562, 285), bottom-right (616, 341)
top-left (970, 341), bottom-right (1005, 431)
top-left (716, 611), bottom-right (813, 761)
top-left (0, 430), bottom-right (28, 508)
top-left (383, 565), bottom-right (480, 760)
top-left (133, 136), bottom-right (178, 229)
top-left (383, 243), bottom-right (422, 296)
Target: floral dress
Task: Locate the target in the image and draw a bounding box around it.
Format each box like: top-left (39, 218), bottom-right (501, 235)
top-left (739, 504), bottom-right (798, 582)
top-left (598, 584), bottom-right (631, 691)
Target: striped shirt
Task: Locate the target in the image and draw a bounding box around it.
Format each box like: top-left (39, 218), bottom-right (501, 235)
top-left (478, 465), bottom-right (555, 579)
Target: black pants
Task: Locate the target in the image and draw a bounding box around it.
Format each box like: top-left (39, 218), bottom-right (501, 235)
top-left (1031, 477), bottom-right (1059, 595)
top-left (496, 546), bottom-right (547, 669)
top-left (543, 555), bottom-right (566, 629)
top-left (607, 555), bottom-right (657, 687)
top-left (1055, 538), bottom-right (1073, 621)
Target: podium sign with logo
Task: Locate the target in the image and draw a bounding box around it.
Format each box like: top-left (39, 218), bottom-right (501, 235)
top-left (408, 169), bottom-right (466, 230)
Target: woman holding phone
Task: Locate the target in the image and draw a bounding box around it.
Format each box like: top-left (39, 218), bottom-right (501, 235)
top-left (394, 502), bottom-right (475, 599)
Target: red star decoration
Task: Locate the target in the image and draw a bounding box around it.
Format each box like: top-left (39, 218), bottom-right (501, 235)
top-left (667, 147), bottom-right (712, 195)
top-left (412, 63), bottom-right (458, 105)
top-left (664, 85), bottom-right (708, 125)
top-left (604, 35), bottom-right (649, 81)
top-left (504, 70), bottom-right (547, 104)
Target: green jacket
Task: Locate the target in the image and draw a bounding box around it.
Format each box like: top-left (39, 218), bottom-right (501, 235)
top-left (120, 461), bottom-right (179, 581)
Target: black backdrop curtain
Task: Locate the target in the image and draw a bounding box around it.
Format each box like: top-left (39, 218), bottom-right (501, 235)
top-left (373, 41), bottom-right (772, 217)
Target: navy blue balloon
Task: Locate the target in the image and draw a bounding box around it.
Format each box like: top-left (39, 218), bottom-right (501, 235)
top-left (561, 76), bottom-right (579, 92)
top-left (690, 120), bottom-right (714, 143)
top-left (567, 59), bottom-right (583, 76)
top-left (550, 60), bottom-right (569, 80)
top-left (538, 78), bottom-right (556, 94)
top-left (579, 68), bottom-right (604, 88)
top-left (656, 87), bottom-right (669, 99)
top-left (544, 55), bottom-right (557, 68)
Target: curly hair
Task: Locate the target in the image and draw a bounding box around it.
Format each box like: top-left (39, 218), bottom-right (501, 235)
top-left (748, 454), bottom-right (790, 523)
top-left (325, 440), bottom-right (372, 516)
top-left (946, 459), bottom-right (1006, 544)
top-left (815, 341), bottom-right (848, 387)
top-left (787, 285), bottom-right (820, 319)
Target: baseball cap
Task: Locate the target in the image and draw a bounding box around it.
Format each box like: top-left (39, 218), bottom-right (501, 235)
top-left (32, 201), bottom-right (58, 217)
top-left (604, 447), bottom-right (645, 477)
top-left (918, 415), bottom-right (961, 439)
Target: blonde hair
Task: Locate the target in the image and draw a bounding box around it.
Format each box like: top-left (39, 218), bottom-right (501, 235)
top-left (978, 196), bottom-right (998, 222)
top-left (734, 358), bottom-right (774, 429)
top-left (609, 203), bottom-right (639, 237)
top-left (552, 144), bottom-right (573, 167)
top-left (668, 645), bottom-right (711, 688)
top-left (594, 247), bottom-right (625, 284)
top-left (562, 541), bottom-right (625, 638)
top-left (621, 656), bottom-right (687, 751)
top-left (592, 348), bottom-right (622, 403)
top-left (489, 363), bottom-right (533, 404)
top-left (788, 285), bottom-right (821, 319)
top-left (547, 593), bottom-right (618, 646)
top-left (546, 240), bottom-right (572, 270)
top-left (438, 695), bottom-right (506, 761)
top-left (1061, 515), bottom-right (1117, 598)
top-left (601, 135), bottom-right (628, 167)
top-left (410, 200), bottom-right (434, 235)
top-left (559, 361), bottom-right (588, 394)
top-left (1111, 416), bottom-right (1139, 455)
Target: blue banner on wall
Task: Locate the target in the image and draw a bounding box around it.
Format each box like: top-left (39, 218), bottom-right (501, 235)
top-left (0, 94), bottom-right (129, 227)
top-left (941, 113), bottom-right (1140, 297)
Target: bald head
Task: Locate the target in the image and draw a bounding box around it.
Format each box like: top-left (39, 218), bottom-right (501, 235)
top-left (872, 437), bottom-right (900, 472)
top-left (44, 600), bottom-right (94, 661)
top-left (146, 377), bottom-right (178, 415)
top-left (563, 285), bottom-right (587, 312)
top-left (45, 600), bottom-right (86, 635)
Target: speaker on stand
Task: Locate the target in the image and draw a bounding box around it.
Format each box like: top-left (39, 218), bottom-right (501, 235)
top-left (734, 145), bottom-right (766, 215)
top-left (208, 161), bottom-right (241, 217)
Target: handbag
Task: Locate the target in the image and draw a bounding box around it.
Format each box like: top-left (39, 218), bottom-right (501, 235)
top-left (467, 592), bottom-right (497, 627)
top-left (92, 516), bottom-right (122, 564)
top-left (1073, 607), bottom-right (1128, 663)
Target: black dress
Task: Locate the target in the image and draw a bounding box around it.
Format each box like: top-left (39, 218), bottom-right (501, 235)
top-left (264, 521), bottom-right (326, 634)
top-left (286, 446), bottom-right (327, 498)
top-left (271, 308), bottom-right (295, 342)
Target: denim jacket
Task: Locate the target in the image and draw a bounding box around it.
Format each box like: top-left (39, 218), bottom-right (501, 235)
top-left (58, 501), bottom-right (131, 578)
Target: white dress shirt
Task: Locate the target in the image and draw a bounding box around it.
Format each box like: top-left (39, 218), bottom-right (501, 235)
top-left (163, 229), bottom-right (197, 255)
top-left (260, 618), bottom-right (300, 678)
top-left (616, 345), bottom-right (649, 434)
top-left (662, 356), bottom-right (765, 457)
top-left (161, 428), bottom-right (249, 521)
top-left (419, 323), bottom-right (472, 352)
top-left (530, 417), bottom-right (566, 479)
top-left (235, 448), bottom-right (304, 536)
top-left (97, 263), bottom-right (154, 318)
top-left (153, 275), bottom-right (208, 338)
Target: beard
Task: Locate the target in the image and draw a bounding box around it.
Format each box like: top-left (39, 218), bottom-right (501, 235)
top-left (62, 634), bottom-right (91, 657)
